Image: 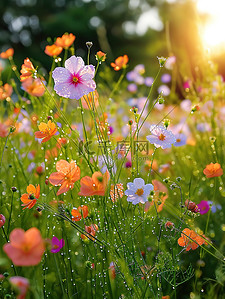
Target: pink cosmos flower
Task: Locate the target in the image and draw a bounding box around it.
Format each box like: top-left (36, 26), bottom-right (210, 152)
top-left (51, 236), bottom-right (65, 253)
top-left (197, 200), bottom-right (210, 215)
top-left (9, 276), bottom-right (29, 299)
top-left (146, 125), bottom-right (176, 149)
top-left (52, 55), bottom-right (96, 100)
top-left (0, 214), bottom-right (6, 228)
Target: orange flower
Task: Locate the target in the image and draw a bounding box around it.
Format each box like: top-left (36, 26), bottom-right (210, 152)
top-left (45, 147), bottom-right (58, 161)
top-left (144, 180), bottom-right (168, 213)
top-left (71, 205), bottom-right (88, 221)
top-left (96, 51), bottom-right (106, 62)
top-left (81, 224), bottom-right (98, 240)
top-left (22, 77), bottom-right (45, 97)
top-left (0, 83), bottom-right (13, 100)
top-left (79, 171), bottom-right (110, 196)
top-left (203, 163), bottom-right (223, 178)
top-left (110, 183), bottom-right (124, 202)
top-left (3, 227), bottom-right (45, 266)
top-left (178, 228), bottom-right (206, 251)
top-left (111, 55), bottom-right (128, 71)
top-left (162, 296), bottom-right (170, 299)
top-left (20, 184), bottom-right (40, 210)
top-left (0, 123), bottom-right (8, 137)
top-left (0, 48), bottom-right (14, 59)
top-left (55, 33), bottom-right (76, 48)
top-left (44, 44), bottom-right (63, 57)
top-left (49, 160), bottom-right (80, 195)
top-left (20, 58), bottom-right (36, 82)
top-left (34, 120), bottom-right (58, 143)
top-left (56, 137), bottom-right (68, 148)
top-left (81, 90), bottom-right (99, 110)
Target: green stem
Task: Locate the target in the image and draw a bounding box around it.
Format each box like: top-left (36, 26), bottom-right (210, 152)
top-left (109, 68), bottom-right (126, 99)
top-left (7, 192), bottom-right (14, 235)
top-left (53, 254), bottom-right (67, 297)
top-left (0, 131), bottom-right (10, 175)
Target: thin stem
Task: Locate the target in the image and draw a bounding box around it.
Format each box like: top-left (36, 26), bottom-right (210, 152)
top-left (109, 68), bottom-right (126, 99)
top-left (7, 192), bottom-right (14, 235)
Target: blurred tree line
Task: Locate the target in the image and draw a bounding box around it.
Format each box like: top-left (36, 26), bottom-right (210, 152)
top-left (0, 0), bottom-right (203, 70)
top-left (1, 0), bottom-right (222, 87)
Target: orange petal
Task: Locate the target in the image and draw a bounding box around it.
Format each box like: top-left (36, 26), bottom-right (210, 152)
top-left (56, 160), bottom-right (70, 174)
top-left (49, 172), bottom-right (65, 186)
top-left (27, 184), bottom-right (36, 194)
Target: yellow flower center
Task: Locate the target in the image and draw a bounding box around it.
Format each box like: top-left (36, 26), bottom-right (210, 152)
top-left (73, 77), bottom-right (78, 83)
top-left (176, 138), bottom-right (181, 142)
top-left (158, 133), bottom-right (165, 141)
top-left (135, 188), bottom-right (144, 196)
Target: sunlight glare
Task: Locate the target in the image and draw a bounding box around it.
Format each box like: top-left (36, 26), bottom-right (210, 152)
top-left (196, 0), bottom-right (225, 51)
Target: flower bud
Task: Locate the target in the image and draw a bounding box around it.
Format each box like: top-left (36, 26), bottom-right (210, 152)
top-left (86, 41), bottom-right (93, 49)
top-left (95, 51), bottom-right (106, 62)
top-left (185, 199), bottom-right (198, 212)
top-left (11, 186), bottom-right (17, 192)
top-left (165, 221), bottom-right (174, 230)
top-left (157, 56), bottom-right (167, 67)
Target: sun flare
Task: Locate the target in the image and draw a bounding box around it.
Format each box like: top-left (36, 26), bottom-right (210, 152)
top-left (196, 0), bottom-right (225, 52)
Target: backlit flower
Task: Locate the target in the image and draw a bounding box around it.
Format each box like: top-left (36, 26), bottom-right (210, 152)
top-left (22, 77), bottom-right (45, 97)
top-left (44, 44), bottom-right (63, 56)
top-left (34, 120), bottom-right (58, 143)
top-left (146, 125), bottom-right (176, 149)
top-left (197, 200), bottom-right (210, 215)
top-left (20, 184), bottom-right (40, 210)
top-left (81, 224), bottom-right (98, 241)
top-left (0, 123), bottom-right (8, 137)
top-left (0, 48), bottom-right (14, 59)
top-left (52, 55), bottom-right (96, 100)
top-left (51, 236), bottom-right (65, 253)
top-left (78, 171), bottom-right (110, 196)
top-left (71, 205), bottom-right (88, 221)
top-left (203, 163), bottom-right (223, 178)
top-left (0, 83), bottom-right (13, 100)
top-left (110, 183), bottom-right (124, 202)
top-left (111, 55), bottom-right (128, 71)
top-left (178, 228), bottom-right (206, 251)
top-left (125, 178), bottom-right (153, 205)
top-left (96, 51), bottom-right (106, 62)
top-left (20, 58), bottom-right (36, 82)
top-left (81, 90), bottom-right (99, 109)
top-left (49, 160), bottom-right (80, 195)
top-left (3, 227), bottom-right (45, 266)
top-left (9, 276), bottom-right (29, 299)
top-left (144, 179), bottom-right (168, 212)
top-left (55, 33), bottom-right (75, 48)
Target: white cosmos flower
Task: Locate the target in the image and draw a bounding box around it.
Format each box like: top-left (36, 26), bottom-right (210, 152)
top-left (125, 178), bottom-right (154, 205)
top-left (146, 125), bottom-right (176, 149)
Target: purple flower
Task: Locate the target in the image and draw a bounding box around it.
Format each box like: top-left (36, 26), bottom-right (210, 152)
top-left (207, 201), bottom-right (222, 213)
top-left (158, 85), bottom-right (170, 96)
top-left (197, 200), bottom-right (210, 215)
top-left (127, 83), bottom-right (137, 93)
top-left (161, 74), bottom-right (171, 83)
top-left (51, 236), bottom-right (65, 253)
top-left (173, 133), bottom-right (187, 147)
top-left (52, 55), bottom-right (96, 100)
top-left (146, 125), bottom-right (176, 149)
top-left (144, 77), bottom-right (154, 87)
top-left (125, 178), bottom-right (153, 205)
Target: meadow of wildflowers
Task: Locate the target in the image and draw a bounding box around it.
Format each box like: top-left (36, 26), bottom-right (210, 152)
top-left (0, 32), bottom-right (225, 299)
